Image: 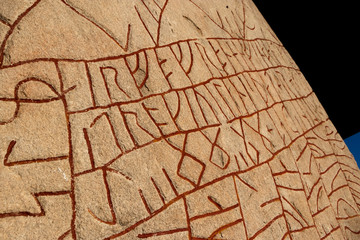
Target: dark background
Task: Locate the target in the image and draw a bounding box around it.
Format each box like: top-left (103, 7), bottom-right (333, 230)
top-left (252, 0), bottom-right (358, 139)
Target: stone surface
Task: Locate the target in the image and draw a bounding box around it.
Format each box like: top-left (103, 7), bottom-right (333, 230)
top-left (1, 0), bottom-right (360, 239)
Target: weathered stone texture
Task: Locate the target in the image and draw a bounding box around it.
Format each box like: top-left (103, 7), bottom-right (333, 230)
top-left (1, 0), bottom-right (360, 239)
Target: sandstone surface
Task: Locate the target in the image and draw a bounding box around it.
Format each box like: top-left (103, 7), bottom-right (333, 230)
top-left (1, 0), bottom-right (360, 239)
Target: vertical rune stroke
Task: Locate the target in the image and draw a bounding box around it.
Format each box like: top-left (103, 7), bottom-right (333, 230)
top-left (0, 0), bottom-right (359, 240)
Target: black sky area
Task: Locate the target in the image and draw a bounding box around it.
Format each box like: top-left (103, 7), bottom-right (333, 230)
top-left (252, 0), bottom-right (359, 139)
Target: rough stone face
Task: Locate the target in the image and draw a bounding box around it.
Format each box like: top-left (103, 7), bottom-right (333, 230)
top-left (0, 1), bottom-right (360, 239)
